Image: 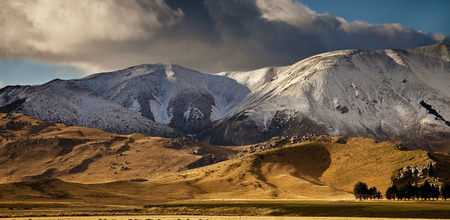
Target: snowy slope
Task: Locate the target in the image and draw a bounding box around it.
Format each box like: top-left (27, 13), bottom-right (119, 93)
top-left (0, 64), bottom-right (250, 137)
top-left (73, 64), bottom-right (249, 134)
top-left (0, 79), bottom-right (179, 137)
top-left (198, 44), bottom-right (450, 150)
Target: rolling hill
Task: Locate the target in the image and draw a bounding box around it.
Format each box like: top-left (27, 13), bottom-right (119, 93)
top-left (0, 113), bottom-right (234, 184)
top-left (1, 113), bottom-right (448, 205)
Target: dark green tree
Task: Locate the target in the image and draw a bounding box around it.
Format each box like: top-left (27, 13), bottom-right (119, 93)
top-left (441, 182), bottom-right (450, 201)
top-left (385, 185), bottom-right (397, 200)
top-left (413, 184), bottom-right (421, 200)
top-left (403, 182), bottom-right (415, 200)
top-left (396, 185), bottom-right (405, 200)
top-left (420, 180), bottom-right (431, 200)
top-left (368, 187), bottom-right (377, 200)
top-left (431, 184), bottom-right (440, 200)
top-left (375, 190), bottom-right (382, 200)
top-left (353, 182), bottom-right (368, 200)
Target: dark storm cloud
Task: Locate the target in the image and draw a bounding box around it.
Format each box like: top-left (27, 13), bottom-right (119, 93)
top-left (164, 0), bottom-right (219, 41)
top-left (0, 0), bottom-right (446, 74)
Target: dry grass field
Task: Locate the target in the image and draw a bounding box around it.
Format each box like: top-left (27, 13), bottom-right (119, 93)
top-left (0, 200), bottom-right (449, 219)
top-left (2, 216), bottom-right (447, 220)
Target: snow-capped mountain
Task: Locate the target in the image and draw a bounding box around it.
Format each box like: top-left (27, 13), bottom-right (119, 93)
top-left (1, 44), bottom-right (449, 151)
top-left (198, 44), bottom-right (450, 149)
top-left (0, 63), bottom-right (249, 137)
top-left (73, 64), bottom-right (250, 135)
top-left (0, 79), bottom-right (179, 137)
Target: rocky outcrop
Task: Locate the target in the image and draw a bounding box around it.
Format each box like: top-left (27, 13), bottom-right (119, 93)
top-left (394, 162), bottom-right (438, 184)
top-left (164, 137), bottom-right (234, 170)
top-left (230, 135), bottom-right (334, 159)
top-left (165, 137), bottom-right (197, 150)
top-left (185, 154), bottom-right (217, 170)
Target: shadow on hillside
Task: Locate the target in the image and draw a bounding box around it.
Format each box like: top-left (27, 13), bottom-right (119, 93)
top-left (250, 143), bottom-right (331, 187)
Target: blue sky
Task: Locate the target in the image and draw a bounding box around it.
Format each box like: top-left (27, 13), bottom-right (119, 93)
top-left (1, 0), bottom-right (449, 87)
top-left (0, 59), bottom-right (84, 87)
top-left (299, 0), bottom-right (450, 34)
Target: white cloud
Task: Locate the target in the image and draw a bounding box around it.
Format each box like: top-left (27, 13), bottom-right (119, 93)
top-left (256, 0), bottom-right (412, 35)
top-left (433, 32), bottom-right (446, 42)
top-left (63, 61), bottom-right (106, 75)
top-left (0, 0), bottom-right (183, 60)
top-left (256, 0), bottom-right (316, 27)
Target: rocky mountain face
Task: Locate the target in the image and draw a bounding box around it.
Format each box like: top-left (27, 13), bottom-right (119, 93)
top-left (1, 44), bottom-right (449, 151)
top-left (200, 44), bottom-right (450, 151)
top-left (0, 64), bottom-right (249, 137)
top-left (72, 64), bottom-right (250, 135)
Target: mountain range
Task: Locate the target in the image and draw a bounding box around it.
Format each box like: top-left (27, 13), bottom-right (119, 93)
top-left (1, 44), bottom-right (449, 152)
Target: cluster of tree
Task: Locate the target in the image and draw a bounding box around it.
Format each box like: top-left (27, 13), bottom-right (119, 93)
top-left (353, 182), bottom-right (382, 200)
top-left (385, 181), bottom-right (450, 201)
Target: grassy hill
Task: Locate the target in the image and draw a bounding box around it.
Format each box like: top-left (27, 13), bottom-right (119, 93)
top-left (0, 113), bottom-right (449, 206)
top-left (150, 138), bottom-right (442, 201)
top-left (0, 113), bottom-right (234, 184)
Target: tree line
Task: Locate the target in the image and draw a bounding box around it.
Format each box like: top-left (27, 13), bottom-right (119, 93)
top-left (386, 181), bottom-right (450, 201)
top-left (353, 182), bottom-right (382, 200)
top-left (354, 181), bottom-right (450, 201)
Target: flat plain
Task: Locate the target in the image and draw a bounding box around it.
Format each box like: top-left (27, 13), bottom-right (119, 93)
top-left (1, 199), bottom-right (449, 219)
top-left (1, 216), bottom-right (449, 220)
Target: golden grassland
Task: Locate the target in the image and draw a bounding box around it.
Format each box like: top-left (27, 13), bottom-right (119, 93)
top-left (1, 138), bottom-right (447, 203)
top-left (0, 113), bottom-right (235, 184)
top-left (1, 113), bottom-right (450, 218)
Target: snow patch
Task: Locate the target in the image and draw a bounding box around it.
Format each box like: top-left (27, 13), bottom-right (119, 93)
top-left (385, 50), bottom-right (408, 67)
top-left (150, 99), bottom-right (171, 124)
top-left (184, 106), bottom-right (204, 120)
top-left (129, 99), bottom-right (141, 113)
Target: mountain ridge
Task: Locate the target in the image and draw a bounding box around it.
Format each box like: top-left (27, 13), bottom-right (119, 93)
top-left (1, 44), bottom-right (449, 151)
top-left (199, 44), bottom-right (450, 150)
